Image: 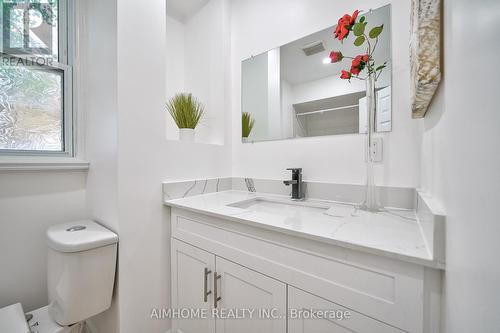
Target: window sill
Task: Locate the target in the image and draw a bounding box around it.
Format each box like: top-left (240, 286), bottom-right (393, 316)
top-left (0, 157), bottom-right (89, 171)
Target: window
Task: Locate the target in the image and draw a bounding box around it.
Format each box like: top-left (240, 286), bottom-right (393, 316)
top-left (0, 0), bottom-right (73, 156)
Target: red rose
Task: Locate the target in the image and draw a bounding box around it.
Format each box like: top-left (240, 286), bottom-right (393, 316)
top-left (352, 55), bottom-right (362, 67)
top-left (350, 66), bottom-right (361, 75)
top-left (350, 10), bottom-right (359, 25)
top-left (334, 10), bottom-right (360, 41)
top-left (350, 54), bottom-right (369, 76)
top-left (341, 14), bottom-right (351, 25)
top-left (340, 70), bottom-right (352, 80)
top-left (329, 51), bottom-right (343, 63)
top-left (334, 21), bottom-right (350, 41)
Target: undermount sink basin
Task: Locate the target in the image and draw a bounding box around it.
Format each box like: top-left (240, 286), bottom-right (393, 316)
top-left (228, 197), bottom-right (330, 218)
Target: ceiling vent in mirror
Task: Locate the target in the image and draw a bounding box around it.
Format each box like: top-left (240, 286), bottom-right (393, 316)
top-left (301, 41), bottom-right (325, 56)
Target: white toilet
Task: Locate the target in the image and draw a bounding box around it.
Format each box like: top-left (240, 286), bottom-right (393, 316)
top-left (0, 220), bottom-right (118, 333)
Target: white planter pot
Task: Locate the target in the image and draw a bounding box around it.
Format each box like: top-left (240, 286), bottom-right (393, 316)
top-left (179, 128), bottom-right (195, 142)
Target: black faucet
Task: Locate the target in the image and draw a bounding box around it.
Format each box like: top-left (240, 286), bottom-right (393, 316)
top-left (283, 168), bottom-right (303, 200)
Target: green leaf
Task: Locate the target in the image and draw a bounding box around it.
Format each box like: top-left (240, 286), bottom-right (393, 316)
top-left (354, 36), bottom-right (365, 46)
top-left (359, 16), bottom-right (366, 23)
top-left (166, 93), bottom-right (205, 129)
top-left (369, 24), bottom-right (384, 39)
top-left (242, 112), bottom-right (255, 138)
top-left (376, 65), bottom-right (386, 71)
top-left (353, 22), bottom-right (365, 36)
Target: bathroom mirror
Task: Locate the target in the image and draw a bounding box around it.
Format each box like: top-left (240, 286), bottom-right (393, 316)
top-left (241, 5), bottom-right (392, 143)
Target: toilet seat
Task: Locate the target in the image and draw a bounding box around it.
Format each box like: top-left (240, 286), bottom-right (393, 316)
top-left (0, 303), bottom-right (30, 333)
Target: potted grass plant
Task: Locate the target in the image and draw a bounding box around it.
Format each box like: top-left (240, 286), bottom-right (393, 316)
top-left (166, 93), bottom-right (205, 142)
top-left (242, 112), bottom-right (255, 143)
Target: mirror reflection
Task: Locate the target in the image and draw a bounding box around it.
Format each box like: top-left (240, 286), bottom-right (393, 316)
top-left (241, 5), bottom-right (392, 143)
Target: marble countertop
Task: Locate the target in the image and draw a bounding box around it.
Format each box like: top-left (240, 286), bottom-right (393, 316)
top-left (164, 190), bottom-right (443, 269)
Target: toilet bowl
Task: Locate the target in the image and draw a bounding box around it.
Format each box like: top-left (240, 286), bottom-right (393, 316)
top-left (0, 220), bottom-right (118, 333)
top-left (27, 306), bottom-right (80, 333)
top-left (0, 304), bottom-right (79, 333)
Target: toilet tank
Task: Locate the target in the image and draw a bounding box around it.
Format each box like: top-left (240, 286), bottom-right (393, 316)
top-left (46, 221), bottom-right (118, 326)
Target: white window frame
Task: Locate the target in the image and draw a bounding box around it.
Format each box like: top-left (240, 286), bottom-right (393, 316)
top-left (0, 0), bottom-right (75, 157)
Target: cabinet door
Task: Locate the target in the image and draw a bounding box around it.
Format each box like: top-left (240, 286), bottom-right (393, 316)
top-left (171, 239), bottom-right (215, 333)
top-left (288, 287), bottom-right (404, 333)
top-left (215, 257), bottom-right (286, 333)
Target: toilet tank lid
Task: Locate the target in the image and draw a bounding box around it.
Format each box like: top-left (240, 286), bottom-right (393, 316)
top-left (47, 220), bottom-right (118, 253)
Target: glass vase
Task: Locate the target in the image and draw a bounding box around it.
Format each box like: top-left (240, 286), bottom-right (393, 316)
top-left (359, 74), bottom-right (384, 212)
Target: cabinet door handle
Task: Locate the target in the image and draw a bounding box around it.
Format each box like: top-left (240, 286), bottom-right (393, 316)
top-left (204, 268), bottom-right (212, 303)
top-left (213, 272), bottom-right (222, 308)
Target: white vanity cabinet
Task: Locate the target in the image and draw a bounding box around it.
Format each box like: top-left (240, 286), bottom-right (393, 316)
top-left (288, 287), bottom-right (404, 333)
top-left (171, 239), bottom-right (215, 333)
top-left (169, 208), bottom-right (443, 333)
top-left (172, 239), bottom-right (287, 333)
top-left (214, 257), bottom-right (287, 333)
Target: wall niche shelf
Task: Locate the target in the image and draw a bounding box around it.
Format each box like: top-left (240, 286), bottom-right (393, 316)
top-left (166, 0), bottom-right (229, 146)
top-left (165, 138), bottom-right (225, 147)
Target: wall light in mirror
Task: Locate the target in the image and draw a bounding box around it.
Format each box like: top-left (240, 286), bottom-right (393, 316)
top-left (322, 57), bottom-right (332, 65)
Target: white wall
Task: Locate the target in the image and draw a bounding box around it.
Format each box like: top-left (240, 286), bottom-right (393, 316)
top-left (241, 48), bottom-right (283, 141)
top-left (230, 0), bottom-right (421, 187)
top-left (281, 79), bottom-right (295, 138)
top-left (83, 0), bottom-right (119, 233)
top-left (166, 0), bottom-right (229, 145)
top-left (0, 0), bottom-right (120, 329)
top-left (185, 0), bottom-right (227, 145)
top-left (81, 0), bottom-right (120, 331)
top-left (166, 15), bottom-right (186, 141)
top-left (0, 171), bottom-right (87, 311)
top-left (419, 0), bottom-right (500, 331)
top-left (241, 52), bottom-right (269, 140)
top-left (116, 0), bottom-right (231, 332)
top-left (291, 74), bottom-right (366, 104)
top-left (267, 48), bottom-right (282, 139)
top-left (80, 2), bottom-right (232, 333)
